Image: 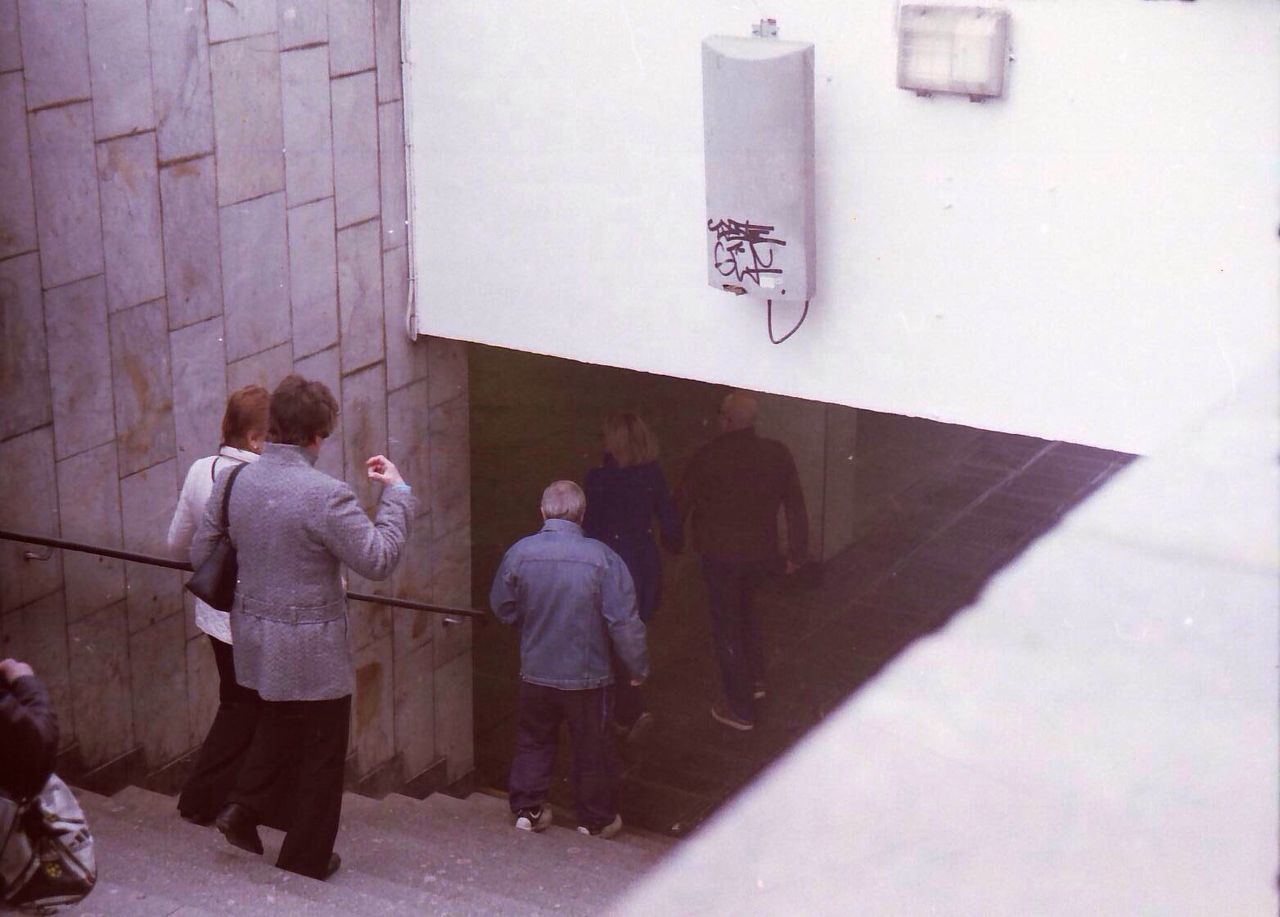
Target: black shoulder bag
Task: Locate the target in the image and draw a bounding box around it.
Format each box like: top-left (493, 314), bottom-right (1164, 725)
top-left (184, 461), bottom-right (247, 611)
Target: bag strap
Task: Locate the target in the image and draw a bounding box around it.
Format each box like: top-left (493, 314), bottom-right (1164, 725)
top-left (218, 462), bottom-right (248, 535)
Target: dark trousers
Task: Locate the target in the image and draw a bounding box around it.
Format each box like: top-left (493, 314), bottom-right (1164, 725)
top-left (230, 695), bottom-right (350, 879)
top-left (178, 636), bottom-right (261, 822)
top-left (508, 682), bottom-right (618, 832)
top-left (609, 646), bottom-right (647, 728)
top-left (701, 557), bottom-right (766, 723)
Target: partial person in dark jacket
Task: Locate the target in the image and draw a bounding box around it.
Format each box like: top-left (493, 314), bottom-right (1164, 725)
top-left (676, 390), bottom-right (809, 732)
top-left (0, 658), bottom-right (59, 800)
top-left (491, 481), bottom-right (647, 840)
top-left (192, 375), bottom-right (416, 881)
top-left (583, 412), bottom-right (681, 737)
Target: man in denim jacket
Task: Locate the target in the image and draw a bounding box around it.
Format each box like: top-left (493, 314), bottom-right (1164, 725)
top-left (490, 480), bottom-right (648, 839)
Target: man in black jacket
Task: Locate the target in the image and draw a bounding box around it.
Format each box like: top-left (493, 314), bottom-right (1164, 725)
top-left (676, 391), bottom-right (809, 732)
top-left (0, 658), bottom-right (59, 800)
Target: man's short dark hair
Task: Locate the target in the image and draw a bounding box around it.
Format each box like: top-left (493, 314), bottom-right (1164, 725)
top-left (269, 374), bottom-right (339, 446)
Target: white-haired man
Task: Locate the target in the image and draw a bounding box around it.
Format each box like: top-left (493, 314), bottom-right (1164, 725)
top-left (490, 480), bottom-right (648, 838)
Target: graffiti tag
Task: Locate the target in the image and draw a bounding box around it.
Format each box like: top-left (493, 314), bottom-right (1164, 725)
top-left (707, 218), bottom-right (787, 286)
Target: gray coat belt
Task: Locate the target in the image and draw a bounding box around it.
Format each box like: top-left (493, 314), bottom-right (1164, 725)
top-left (191, 443), bottom-right (416, 701)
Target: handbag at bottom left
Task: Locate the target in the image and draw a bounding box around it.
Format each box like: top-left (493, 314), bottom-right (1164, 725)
top-left (0, 774), bottom-right (96, 912)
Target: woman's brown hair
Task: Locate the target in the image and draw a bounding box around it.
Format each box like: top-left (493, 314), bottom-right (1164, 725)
top-left (220, 385), bottom-right (270, 449)
top-left (268, 374), bottom-right (339, 446)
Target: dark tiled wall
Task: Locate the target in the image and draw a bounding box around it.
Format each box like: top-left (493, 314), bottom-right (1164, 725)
top-left (0, 0), bottom-right (473, 787)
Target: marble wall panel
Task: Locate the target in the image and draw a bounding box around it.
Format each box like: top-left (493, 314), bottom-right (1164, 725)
top-left (426, 336), bottom-right (466, 408)
top-left (433, 648), bottom-right (473, 782)
top-left (330, 71), bottom-right (379, 228)
top-left (68, 599), bottom-right (134, 765)
top-left (45, 275), bottom-right (115, 460)
top-left (339, 361), bottom-right (386, 512)
top-left (328, 0), bottom-right (374, 76)
top-left (280, 46), bottom-right (333, 207)
top-left (293, 345), bottom-right (344, 481)
top-left (337, 219), bottom-right (384, 373)
top-left (149, 0), bottom-right (214, 162)
top-left (349, 596), bottom-right (390, 656)
top-left (109, 299), bottom-right (176, 475)
top-left (393, 639), bottom-right (435, 777)
top-left (390, 520), bottom-right (433, 659)
top-left (0, 72), bottom-right (36, 259)
top-left (373, 0), bottom-right (401, 103)
top-left (279, 0), bottom-right (326, 50)
top-left (377, 100), bottom-right (406, 251)
top-left (0, 428), bottom-right (61, 613)
top-left (352, 633), bottom-right (394, 777)
top-left (169, 317), bottom-right (227, 481)
top-left (0, 0), bottom-right (20, 72)
top-left (220, 192), bottom-right (290, 362)
top-left (18, 0), bottom-right (90, 110)
top-left (185, 634), bottom-right (218, 748)
top-left (28, 103), bottom-right (103, 289)
top-left (209, 33), bottom-right (284, 206)
top-left (97, 133), bottom-right (166, 313)
top-left (159, 155), bottom-right (222, 330)
top-left (119, 459), bottom-right (181, 633)
top-left (287, 197), bottom-right (339, 359)
top-left (381, 246), bottom-right (427, 392)
top-left (0, 591), bottom-right (71, 737)
top-left (207, 0), bottom-right (278, 43)
top-left (429, 394), bottom-right (469, 538)
top-left (387, 379), bottom-right (429, 513)
top-left (56, 442), bottom-right (126, 622)
top-left (129, 612), bottom-right (190, 767)
top-left (227, 342), bottom-right (293, 394)
top-left (429, 525), bottom-right (472, 668)
top-left (0, 253), bottom-right (50, 440)
top-left (86, 0), bottom-right (155, 139)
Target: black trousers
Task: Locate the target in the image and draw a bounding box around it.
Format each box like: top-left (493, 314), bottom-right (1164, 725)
top-left (178, 636), bottom-right (261, 822)
top-left (230, 694), bottom-right (350, 879)
top-left (508, 681), bottom-right (618, 832)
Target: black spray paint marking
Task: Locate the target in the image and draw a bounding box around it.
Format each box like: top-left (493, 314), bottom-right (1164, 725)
top-left (707, 218), bottom-right (787, 286)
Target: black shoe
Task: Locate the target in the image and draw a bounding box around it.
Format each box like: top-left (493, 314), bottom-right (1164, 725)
top-left (215, 803), bottom-right (264, 855)
top-left (322, 853), bottom-right (341, 880)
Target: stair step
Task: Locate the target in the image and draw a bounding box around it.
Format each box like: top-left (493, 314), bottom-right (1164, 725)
top-left (70, 878), bottom-right (222, 917)
top-left (338, 792), bottom-right (666, 912)
top-left (77, 788), bottom-right (416, 914)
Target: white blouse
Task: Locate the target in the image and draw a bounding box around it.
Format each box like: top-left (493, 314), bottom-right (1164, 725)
top-left (167, 446), bottom-right (259, 644)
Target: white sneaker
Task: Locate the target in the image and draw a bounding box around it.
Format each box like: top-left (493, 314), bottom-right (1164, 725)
top-left (514, 805), bottom-right (552, 832)
top-left (576, 814), bottom-right (622, 839)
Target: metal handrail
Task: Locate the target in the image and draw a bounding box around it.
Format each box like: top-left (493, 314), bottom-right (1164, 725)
top-left (0, 529), bottom-right (487, 620)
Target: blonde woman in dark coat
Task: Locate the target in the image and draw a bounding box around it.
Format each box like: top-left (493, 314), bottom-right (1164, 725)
top-left (191, 375), bottom-right (416, 880)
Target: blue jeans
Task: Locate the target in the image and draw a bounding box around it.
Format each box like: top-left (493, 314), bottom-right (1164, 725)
top-left (700, 557), bottom-right (766, 723)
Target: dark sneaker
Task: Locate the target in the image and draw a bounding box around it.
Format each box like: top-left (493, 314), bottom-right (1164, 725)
top-left (711, 702), bottom-right (755, 731)
top-left (322, 852), bottom-right (341, 880)
top-left (215, 802), bottom-right (263, 855)
top-left (576, 814), bottom-right (622, 839)
top-left (752, 683), bottom-right (767, 700)
top-left (514, 805), bottom-right (552, 832)
top-left (618, 711), bottom-right (655, 745)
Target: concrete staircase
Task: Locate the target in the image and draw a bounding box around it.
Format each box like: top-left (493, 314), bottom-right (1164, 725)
top-left (70, 785), bottom-right (674, 915)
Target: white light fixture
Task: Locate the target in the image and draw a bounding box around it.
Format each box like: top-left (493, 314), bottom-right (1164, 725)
top-left (897, 5), bottom-right (1010, 101)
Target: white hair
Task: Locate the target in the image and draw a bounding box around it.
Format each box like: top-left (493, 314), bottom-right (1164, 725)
top-left (540, 480), bottom-right (586, 523)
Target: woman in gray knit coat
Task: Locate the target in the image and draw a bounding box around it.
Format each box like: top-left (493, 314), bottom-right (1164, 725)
top-left (191, 375), bottom-right (416, 881)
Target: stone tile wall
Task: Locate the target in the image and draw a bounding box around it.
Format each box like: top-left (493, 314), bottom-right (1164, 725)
top-left (0, 0), bottom-right (472, 789)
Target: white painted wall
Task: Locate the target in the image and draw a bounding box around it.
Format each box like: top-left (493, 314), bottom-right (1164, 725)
top-left (404, 1), bottom-right (1278, 454)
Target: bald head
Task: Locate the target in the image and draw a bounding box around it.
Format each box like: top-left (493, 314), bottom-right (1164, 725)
top-left (719, 391), bottom-right (759, 431)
